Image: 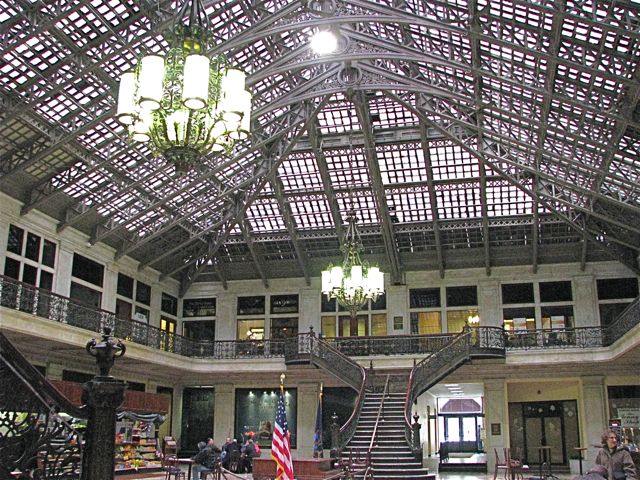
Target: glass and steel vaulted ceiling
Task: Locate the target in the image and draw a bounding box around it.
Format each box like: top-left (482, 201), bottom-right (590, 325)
top-left (1, 0), bottom-right (639, 293)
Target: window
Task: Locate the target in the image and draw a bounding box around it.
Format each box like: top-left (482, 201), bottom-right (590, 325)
top-left (271, 317), bottom-right (298, 339)
top-left (72, 254), bottom-right (104, 287)
top-left (502, 283), bottom-right (534, 304)
top-left (410, 288), bottom-right (441, 308)
top-left (270, 295), bottom-right (298, 314)
top-left (183, 321), bottom-right (215, 341)
top-left (70, 282), bottom-right (102, 308)
top-left (410, 311), bottom-right (441, 334)
top-left (503, 307), bottom-right (536, 332)
top-left (446, 286), bottom-right (477, 307)
top-left (238, 319), bottom-right (264, 340)
top-left (320, 296), bottom-right (387, 338)
top-left (116, 274), bottom-right (152, 322)
top-left (4, 224), bottom-right (57, 291)
top-left (540, 281), bottom-right (572, 302)
top-left (160, 317), bottom-right (177, 352)
top-left (183, 298), bottom-right (216, 317)
top-left (161, 292), bottom-right (178, 316)
top-left (597, 277), bottom-right (639, 328)
top-left (238, 296), bottom-right (265, 315)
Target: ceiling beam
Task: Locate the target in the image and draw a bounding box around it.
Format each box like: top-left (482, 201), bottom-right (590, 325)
top-left (353, 92), bottom-right (402, 284)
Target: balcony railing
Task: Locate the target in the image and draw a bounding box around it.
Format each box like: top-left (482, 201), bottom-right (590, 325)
top-left (1, 275), bottom-right (638, 360)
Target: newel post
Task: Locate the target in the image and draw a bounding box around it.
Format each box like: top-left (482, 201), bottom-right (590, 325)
top-left (412, 411), bottom-right (422, 461)
top-left (80, 328), bottom-right (126, 480)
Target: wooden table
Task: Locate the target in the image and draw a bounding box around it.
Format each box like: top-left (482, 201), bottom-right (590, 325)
top-left (178, 458), bottom-right (194, 479)
top-left (573, 447), bottom-right (588, 475)
top-left (253, 457), bottom-right (337, 480)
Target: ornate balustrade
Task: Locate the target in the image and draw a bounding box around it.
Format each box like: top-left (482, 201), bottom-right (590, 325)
top-left (1, 275), bottom-right (639, 360)
top-left (0, 331), bottom-right (85, 478)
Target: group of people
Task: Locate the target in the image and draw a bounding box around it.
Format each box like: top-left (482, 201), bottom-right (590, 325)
top-left (583, 429), bottom-right (638, 480)
top-left (191, 436), bottom-right (262, 479)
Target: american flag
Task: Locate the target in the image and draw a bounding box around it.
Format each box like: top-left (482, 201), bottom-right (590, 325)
top-left (272, 390), bottom-right (294, 480)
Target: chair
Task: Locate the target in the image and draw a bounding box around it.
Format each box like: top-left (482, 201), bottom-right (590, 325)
top-left (164, 455), bottom-right (186, 480)
top-left (227, 450), bottom-right (241, 473)
top-left (508, 447), bottom-right (530, 480)
top-left (494, 448), bottom-right (510, 480)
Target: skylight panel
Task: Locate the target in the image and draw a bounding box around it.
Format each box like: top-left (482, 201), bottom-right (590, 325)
top-left (278, 153), bottom-right (322, 192)
top-left (487, 180), bottom-right (533, 217)
top-left (429, 140), bottom-right (480, 181)
top-left (377, 143), bottom-right (426, 185)
top-left (316, 97), bottom-right (361, 134)
top-left (325, 147), bottom-right (368, 190)
top-left (386, 188), bottom-right (432, 223)
top-left (289, 197), bottom-right (333, 229)
top-left (339, 193), bottom-right (379, 225)
top-left (368, 95), bottom-right (419, 128)
top-left (247, 198), bottom-right (287, 232)
top-left (435, 183), bottom-right (482, 220)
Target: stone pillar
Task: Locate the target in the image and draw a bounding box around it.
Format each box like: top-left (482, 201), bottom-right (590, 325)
top-left (102, 265), bottom-right (118, 313)
top-left (300, 288), bottom-right (320, 334)
top-left (46, 362), bottom-right (65, 381)
top-left (387, 284), bottom-right (408, 333)
top-left (573, 275), bottom-right (597, 327)
top-left (581, 375), bottom-right (607, 462)
top-left (297, 382), bottom-right (319, 458)
top-left (478, 280), bottom-right (501, 326)
top-left (412, 412), bottom-right (422, 460)
top-left (55, 244), bottom-right (74, 297)
top-left (0, 219), bottom-right (9, 273)
top-left (216, 292), bottom-right (236, 341)
top-left (213, 384), bottom-right (235, 442)
top-left (484, 379), bottom-right (507, 475)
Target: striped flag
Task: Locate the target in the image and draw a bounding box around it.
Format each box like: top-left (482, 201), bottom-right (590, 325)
top-left (272, 390), bottom-right (294, 480)
top-left (313, 388), bottom-right (323, 458)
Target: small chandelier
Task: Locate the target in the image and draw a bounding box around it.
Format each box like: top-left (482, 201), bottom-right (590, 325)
top-left (115, 0), bottom-right (251, 175)
top-left (321, 210), bottom-right (385, 319)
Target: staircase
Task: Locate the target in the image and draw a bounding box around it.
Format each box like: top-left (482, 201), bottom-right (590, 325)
top-left (342, 390), bottom-right (435, 480)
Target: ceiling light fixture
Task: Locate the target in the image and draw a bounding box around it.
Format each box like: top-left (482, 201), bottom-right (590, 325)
top-left (311, 29), bottom-right (338, 54)
top-left (321, 210), bottom-right (385, 319)
top-left (116, 0), bottom-right (251, 175)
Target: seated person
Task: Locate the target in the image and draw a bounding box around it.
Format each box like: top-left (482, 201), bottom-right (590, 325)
top-left (239, 439), bottom-right (260, 473)
top-left (192, 438), bottom-right (221, 480)
top-left (221, 437), bottom-right (241, 471)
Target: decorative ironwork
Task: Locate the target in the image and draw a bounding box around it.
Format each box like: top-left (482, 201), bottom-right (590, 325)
top-left (0, 332), bottom-right (84, 479)
top-left (86, 328), bottom-right (126, 377)
top-left (2, 275), bottom-right (639, 362)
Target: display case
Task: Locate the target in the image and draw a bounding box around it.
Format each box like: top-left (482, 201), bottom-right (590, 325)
top-left (115, 417), bottom-right (162, 472)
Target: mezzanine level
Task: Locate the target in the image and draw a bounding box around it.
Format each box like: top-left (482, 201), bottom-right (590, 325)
top-left (1, 274), bottom-right (639, 385)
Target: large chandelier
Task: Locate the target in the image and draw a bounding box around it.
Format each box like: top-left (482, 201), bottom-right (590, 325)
top-left (115, 0), bottom-right (251, 175)
top-left (321, 210), bottom-right (385, 319)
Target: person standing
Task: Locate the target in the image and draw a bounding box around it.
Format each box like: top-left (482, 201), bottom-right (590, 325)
top-left (595, 429), bottom-right (638, 480)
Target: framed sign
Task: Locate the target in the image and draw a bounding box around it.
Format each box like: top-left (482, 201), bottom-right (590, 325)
top-left (183, 297), bottom-right (216, 317)
top-left (270, 294), bottom-right (298, 314)
top-left (491, 423), bottom-right (501, 436)
top-left (237, 296), bottom-right (265, 315)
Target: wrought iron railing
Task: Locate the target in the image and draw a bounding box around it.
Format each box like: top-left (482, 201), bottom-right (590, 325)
top-left (0, 275), bottom-right (284, 360)
top-left (402, 327), bottom-right (507, 455)
top-left (0, 331), bottom-right (85, 478)
top-left (286, 333), bottom-right (369, 450)
top-left (2, 275), bottom-right (639, 360)
top-left (603, 296), bottom-right (640, 346)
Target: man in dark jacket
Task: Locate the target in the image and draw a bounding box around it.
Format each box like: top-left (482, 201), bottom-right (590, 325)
top-left (595, 430), bottom-right (638, 480)
top-left (192, 438), bottom-right (221, 480)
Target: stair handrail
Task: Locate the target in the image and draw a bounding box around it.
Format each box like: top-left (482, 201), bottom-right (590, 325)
top-left (308, 333), bottom-right (367, 392)
top-left (367, 374), bottom-right (390, 465)
top-left (296, 332), bottom-right (369, 450)
top-left (403, 329), bottom-right (472, 452)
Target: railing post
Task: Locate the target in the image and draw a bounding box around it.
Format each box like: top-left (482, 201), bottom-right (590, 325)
top-left (81, 328), bottom-right (126, 480)
top-left (412, 411), bottom-right (422, 461)
top-left (330, 411), bottom-right (340, 451)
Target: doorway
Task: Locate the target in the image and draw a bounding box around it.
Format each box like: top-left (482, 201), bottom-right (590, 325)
top-left (509, 400), bottom-right (580, 466)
